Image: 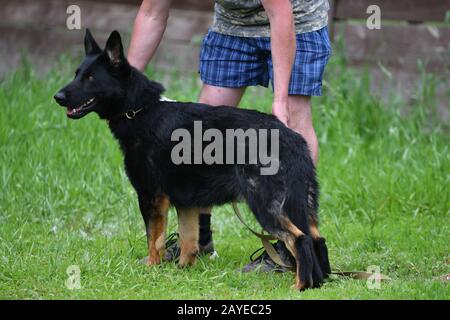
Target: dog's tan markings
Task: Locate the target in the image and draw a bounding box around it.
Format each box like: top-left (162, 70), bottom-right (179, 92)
top-left (176, 207), bottom-right (200, 267)
top-left (294, 274), bottom-right (306, 290)
top-left (147, 194), bottom-right (169, 266)
top-left (278, 216), bottom-right (310, 291)
top-left (279, 216), bottom-right (304, 238)
top-left (307, 214), bottom-right (321, 240)
top-left (283, 236), bottom-right (307, 290)
top-left (309, 223), bottom-right (321, 241)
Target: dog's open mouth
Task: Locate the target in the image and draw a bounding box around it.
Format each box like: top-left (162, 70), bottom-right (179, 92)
top-left (67, 98), bottom-right (96, 119)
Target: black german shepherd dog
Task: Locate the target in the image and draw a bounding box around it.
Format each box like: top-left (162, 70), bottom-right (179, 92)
top-left (54, 30), bottom-right (331, 290)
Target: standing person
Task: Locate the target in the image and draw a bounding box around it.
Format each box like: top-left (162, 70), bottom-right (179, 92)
top-left (128, 0), bottom-right (331, 271)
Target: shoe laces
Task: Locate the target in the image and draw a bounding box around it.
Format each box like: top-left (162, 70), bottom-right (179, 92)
top-left (249, 246), bottom-right (269, 262)
top-left (165, 232), bottom-right (179, 248)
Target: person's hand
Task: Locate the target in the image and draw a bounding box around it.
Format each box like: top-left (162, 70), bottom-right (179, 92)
top-left (272, 98), bottom-right (289, 126)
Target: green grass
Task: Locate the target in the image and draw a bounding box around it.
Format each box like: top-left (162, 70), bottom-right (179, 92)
top-left (0, 55), bottom-right (448, 300)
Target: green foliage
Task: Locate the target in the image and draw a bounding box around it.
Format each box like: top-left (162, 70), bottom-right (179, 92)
top-left (0, 55), bottom-right (448, 299)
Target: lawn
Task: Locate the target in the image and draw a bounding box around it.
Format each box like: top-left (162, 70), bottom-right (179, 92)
top-left (0, 54), bottom-right (448, 299)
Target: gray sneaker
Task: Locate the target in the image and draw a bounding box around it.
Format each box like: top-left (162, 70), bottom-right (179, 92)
top-left (241, 241), bottom-right (295, 273)
top-left (164, 232), bottom-right (218, 262)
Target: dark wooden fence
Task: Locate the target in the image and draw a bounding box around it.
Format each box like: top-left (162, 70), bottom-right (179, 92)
top-left (0, 0), bottom-right (448, 76)
top-left (329, 0), bottom-right (449, 73)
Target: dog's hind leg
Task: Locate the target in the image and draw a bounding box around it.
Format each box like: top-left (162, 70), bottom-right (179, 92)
top-left (309, 217), bottom-right (331, 277)
top-left (276, 217), bottom-right (322, 291)
top-left (244, 191), bottom-right (321, 289)
top-left (176, 207), bottom-right (199, 267)
top-left (139, 194), bottom-right (169, 266)
top-left (278, 215), bottom-right (324, 289)
top-left (244, 199), bottom-right (318, 290)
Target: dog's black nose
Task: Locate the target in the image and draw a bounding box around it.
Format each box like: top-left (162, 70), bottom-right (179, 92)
top-left (54, 91), bottom-right (67, 105)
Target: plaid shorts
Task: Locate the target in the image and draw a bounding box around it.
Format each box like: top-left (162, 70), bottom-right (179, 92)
top-left (199, 27), bottom-right (332, 96)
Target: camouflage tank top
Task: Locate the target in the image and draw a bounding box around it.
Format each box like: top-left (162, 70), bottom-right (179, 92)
top-left (211, 0), bottom-right (329, 37)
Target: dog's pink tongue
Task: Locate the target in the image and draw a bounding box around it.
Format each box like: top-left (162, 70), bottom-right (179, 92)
top-left (67, 108), bottom-right (74, 116)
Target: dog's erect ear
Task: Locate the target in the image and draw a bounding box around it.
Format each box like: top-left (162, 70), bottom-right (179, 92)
top-left (84, 29), bottom-right (101, 55)
top-left (104, 30), bottom-right (124, 66)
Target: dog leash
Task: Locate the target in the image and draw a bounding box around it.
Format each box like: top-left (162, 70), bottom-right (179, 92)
top-left (231, 202), bottom-right (291, 268)
top-left (231, 202), bottom-right (391, 280)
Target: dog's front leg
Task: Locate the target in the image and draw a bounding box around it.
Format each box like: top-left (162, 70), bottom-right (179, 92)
top-left (139, 194), bottom-right (169, 266)
top-left (176, 207), bottom-right (199, 267)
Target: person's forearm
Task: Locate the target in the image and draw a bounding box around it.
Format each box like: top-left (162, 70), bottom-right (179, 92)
top-left (264, 0), bottom-right (296, 103)
top-left (128, 0), bottom-right (171, 71)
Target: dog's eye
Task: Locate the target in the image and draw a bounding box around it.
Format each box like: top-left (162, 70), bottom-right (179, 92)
top-left (87, 75), bottom-right (94, 81)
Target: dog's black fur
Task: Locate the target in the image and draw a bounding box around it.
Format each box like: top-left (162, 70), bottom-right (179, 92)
top-left (54, 30), bottom-right (331, 290)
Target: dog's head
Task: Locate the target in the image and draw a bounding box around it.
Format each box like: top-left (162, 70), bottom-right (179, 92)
top-left (54, 29), bottom-right (131, 119)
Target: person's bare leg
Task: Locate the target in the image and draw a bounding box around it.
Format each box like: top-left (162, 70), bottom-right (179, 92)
top-left (286, 95), bottom-right (318, 165)
top-left (198, 84), bottom-right (245, 107)
top-left (198, 84), bottom-right (246, 248)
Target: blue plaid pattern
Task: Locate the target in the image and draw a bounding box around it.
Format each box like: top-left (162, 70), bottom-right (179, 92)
top-left (199, 27), bottom-right (332, 96)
